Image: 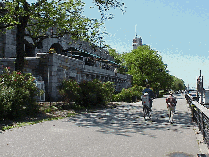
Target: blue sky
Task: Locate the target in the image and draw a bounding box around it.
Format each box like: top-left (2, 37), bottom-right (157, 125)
top-left (82, 0), bottom-right (209, 89)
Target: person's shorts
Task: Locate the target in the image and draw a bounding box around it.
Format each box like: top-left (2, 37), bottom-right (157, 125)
top-left (143, 105), bottom-right (151, 110)
top-left (168, 106), bottom-right (175, 112)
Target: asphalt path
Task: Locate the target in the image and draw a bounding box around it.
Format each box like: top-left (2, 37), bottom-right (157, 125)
top-left (0, 94), bottom-right (205, 157)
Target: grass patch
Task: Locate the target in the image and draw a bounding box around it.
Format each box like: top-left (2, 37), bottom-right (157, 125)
top-left (67, 113), bottom-right (77, 117)
top-left (1, 117), bottom-right (62, 131)
top-left (158, 90), bottom-right (169, 98)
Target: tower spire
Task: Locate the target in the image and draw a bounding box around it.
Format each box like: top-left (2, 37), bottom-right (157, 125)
top-left (133, 25), bottom-right (142, 50)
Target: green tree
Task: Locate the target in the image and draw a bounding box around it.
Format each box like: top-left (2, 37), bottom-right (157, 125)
top-left (109, 49), bottom-right (122, 64)
top-left (171, 76), bottom-right (186, 91)
top-left (123, 45), bottom-right (170, 91)
top-left (0, 0), bottom-right (126, 72)
top-left (162, 72), bottom-right (173, 91)
top-left (108, 48), bottom-right (127, 74)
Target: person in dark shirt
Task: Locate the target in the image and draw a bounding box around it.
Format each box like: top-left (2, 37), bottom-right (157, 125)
top-left (142, 84), bottom-right (155, 109)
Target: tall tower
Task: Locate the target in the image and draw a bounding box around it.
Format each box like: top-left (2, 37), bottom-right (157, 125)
top-left (133, 34), bottom-right (142, 50)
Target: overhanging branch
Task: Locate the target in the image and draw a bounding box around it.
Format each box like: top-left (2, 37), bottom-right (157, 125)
top-left (0, 23), bottom-right (16, 29)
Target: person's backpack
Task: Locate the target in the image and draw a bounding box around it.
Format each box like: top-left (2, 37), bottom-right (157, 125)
top-left (166, 97), bottom-right (177, 106)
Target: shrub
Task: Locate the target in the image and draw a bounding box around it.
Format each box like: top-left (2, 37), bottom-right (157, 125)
top-left (58, 79), bottom-right (115, 108)
top-left (78, 79), bottom-right (105, 108)
top-left (112, 85), bottom-right (143, 103)
top-left (158, 90), bottom-right (165, 98)
top-left (131, 85), bottom-right (143, 100)
top-left (0, 67), bottom-right (40, 120)
top-left (102, 81), bottom-right (115, 102)
top-left (58, 79), bottom-right (81, 104)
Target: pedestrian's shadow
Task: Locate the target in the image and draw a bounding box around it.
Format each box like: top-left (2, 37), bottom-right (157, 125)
top-left (66, 103), bottom-right (194, 137)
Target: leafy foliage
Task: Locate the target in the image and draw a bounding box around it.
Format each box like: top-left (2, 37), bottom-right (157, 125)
top-left (112, 85), bottom-right (143, 103)
top-left (123, 45), bottom-right (171, 91)
top-left (79, 79), bottom-right (103, 107)
top-left (58, 79), bottom-right (81, 103)
top-left (58, 79), bottom-right (115, 108)
top-left (0, 0), bottom-right (102, 41)
top-left (108, 48), bottom-right (127, 74)
top-left (92, 0), bottom-right (126, 21)
top-left (102, 81), bottom-right (115, 102)
top-left (108, 49), bottom-right (122, 64)
top-left (0, 67), bottom-right (41, 120)
top-left (171, 75), bottom-right (186, 91)
top-left (0, 0), bottom-right (126, 72)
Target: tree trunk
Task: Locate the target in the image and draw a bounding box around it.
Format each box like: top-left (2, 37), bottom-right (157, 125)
top-left (15, 24), bottom-right (25, 72)
top-left (15, 2), bottom-right (29, 72)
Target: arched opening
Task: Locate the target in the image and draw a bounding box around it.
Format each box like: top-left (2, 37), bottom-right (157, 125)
top-left (50, 43), bottom-right (63, 55)
top-left (25, 40), bottom-right (35, 57)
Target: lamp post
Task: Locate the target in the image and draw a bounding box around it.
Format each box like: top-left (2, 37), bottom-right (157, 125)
top-left (99, 37), bottom-right (102, 58)
top-left (48, 55), bottom-right (51, 107)
top-left (99, 37), bottom-right (103, 69)
top-left (201, 76), bottom-right (204, 104)
top-left (200, 70), bottom-right (204, 105)
top-left (197, 70), bottom-right (204, 104)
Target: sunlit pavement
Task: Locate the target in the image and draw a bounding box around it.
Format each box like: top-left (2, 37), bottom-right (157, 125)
top-left (0, 94), bottom-right (207, 157)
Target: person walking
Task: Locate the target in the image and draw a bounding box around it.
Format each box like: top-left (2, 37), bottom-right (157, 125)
top-left (166, 91), bottom-right (177, 124)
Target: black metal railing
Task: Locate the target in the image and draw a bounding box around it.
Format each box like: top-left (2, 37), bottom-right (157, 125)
top-left (186, 94), bottom-right (209, 147)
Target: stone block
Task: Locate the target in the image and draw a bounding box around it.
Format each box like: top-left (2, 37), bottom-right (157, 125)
top-left (51, 71), bottom-right (57, 76)
top-left (49, 77), bottom-right (57, 83)
top-left (51, 66), bottom-right (57, 72)
top-left (53, 56), bottom-right (58, 64)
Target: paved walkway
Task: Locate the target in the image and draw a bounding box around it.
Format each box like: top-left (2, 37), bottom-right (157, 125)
top-left (0, 94), bottom-right (208, 156)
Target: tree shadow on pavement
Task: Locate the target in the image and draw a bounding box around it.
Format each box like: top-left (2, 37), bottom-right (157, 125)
top-left (66, 103), bottom-right (195, 138)
top-left (151, 108), bottom-right (194, 132)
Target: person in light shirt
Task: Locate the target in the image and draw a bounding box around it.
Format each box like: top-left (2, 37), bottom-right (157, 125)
top-left (166, 91), bottom-right (177, 124)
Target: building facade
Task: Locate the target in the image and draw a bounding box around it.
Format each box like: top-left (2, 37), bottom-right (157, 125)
top-left (0, 29), bottom-right (132, 101)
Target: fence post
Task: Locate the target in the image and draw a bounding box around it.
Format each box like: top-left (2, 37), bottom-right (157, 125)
top-left (198, 108), bottom-right (201, 131)
top-left (191, 104), bottom-right (195, 122)
top-left (201, 112), bottom-right (206, 141)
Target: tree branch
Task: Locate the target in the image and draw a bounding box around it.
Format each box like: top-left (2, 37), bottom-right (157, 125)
top-left (0, 23), bottom-right (16, 29)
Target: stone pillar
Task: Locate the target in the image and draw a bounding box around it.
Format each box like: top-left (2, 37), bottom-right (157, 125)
top-left (85, 74), bottom-right (89, 81)
top-left (47, 53), bottom-right (58, 102)
top-left (96, 74), bottom-right (101, 81)
top-left (81, 73), bottom-right (86, 82)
